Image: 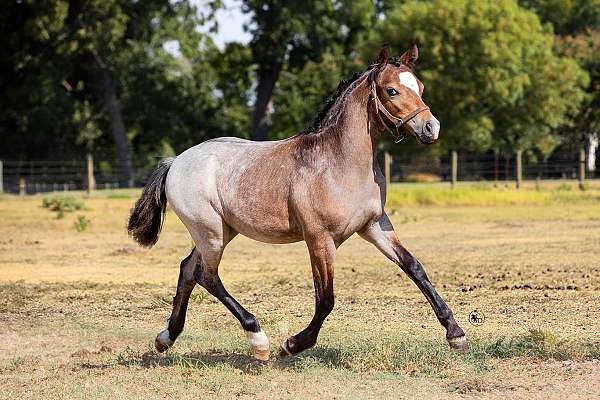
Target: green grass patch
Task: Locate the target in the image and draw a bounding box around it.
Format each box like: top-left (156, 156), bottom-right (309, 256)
top-left (476, 329), bottom-right (600, 361)
top-left (115, 330), bottom-right (599, 377)
top-left (113, 329), bottom-right (599, 378)
top-left (284, 335), bottom-right (480, 376)
top-left (106, 193), bottom-right (133, 199)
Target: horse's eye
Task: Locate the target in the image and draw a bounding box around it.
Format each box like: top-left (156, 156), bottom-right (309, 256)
top-left (386, 88), bottom-right (398, 96)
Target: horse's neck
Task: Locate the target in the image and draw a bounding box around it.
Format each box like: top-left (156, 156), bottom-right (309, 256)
top-left (328, 79), bottom-right (379, 166)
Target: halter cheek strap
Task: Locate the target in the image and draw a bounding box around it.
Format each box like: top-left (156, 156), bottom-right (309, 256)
top-left (368, 70), bottom-right (429, 143)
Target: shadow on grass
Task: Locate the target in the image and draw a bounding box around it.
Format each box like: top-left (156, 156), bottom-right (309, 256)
top-left (114, 340), bottom-right (480, 377)
top-left (116, 349), bottom-right (268, 375)
top-left (114, 347), bottom-right (352, 375)
top-left (112, 329), bottom-right (600, 376)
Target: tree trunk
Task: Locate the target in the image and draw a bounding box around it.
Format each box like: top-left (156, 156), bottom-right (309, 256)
top-left (99, 67), bottom-right (134, 187)
top-left (251, 62), bottom-right (282, 141)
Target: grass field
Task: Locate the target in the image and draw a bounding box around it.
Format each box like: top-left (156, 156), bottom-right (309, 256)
top-left (1, 182), bottom-right (600, 399)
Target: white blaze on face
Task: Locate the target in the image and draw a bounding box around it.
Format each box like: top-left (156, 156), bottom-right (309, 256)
top-left (398, 71), bottom-right (420, 97)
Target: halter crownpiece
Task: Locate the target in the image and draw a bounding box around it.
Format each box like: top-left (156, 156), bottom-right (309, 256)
top-left (368, 68), bottom-right (429, 143)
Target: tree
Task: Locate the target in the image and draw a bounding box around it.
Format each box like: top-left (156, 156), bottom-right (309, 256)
top-left (520, 0), bottom-right (600, 167)
top-left (0, 1), bottom-right (227, 179)
top-left (519, 0), bottom-right (600, 35)
top-left (57, 0), bottom-right (190, 186)
top-left (0, 1), bottom-right (77, 159)
top-left (367, 0), bottom-right (588, 157)
top-left (240, 0), bottom-right (374, 140)
top-left (557, 31), bottom-right (600, 141)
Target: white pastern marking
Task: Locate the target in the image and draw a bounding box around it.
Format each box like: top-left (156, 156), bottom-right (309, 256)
top-left (157, 329), bottom-right (174, 346)
top-left (245, 330), bottom-right (269, 350)
top-left (448, 336), bottom-right (466, 344)
top-left (398, 71), bottom-right (420, 96)
top-left (280, 339), bottom-right (292, 356)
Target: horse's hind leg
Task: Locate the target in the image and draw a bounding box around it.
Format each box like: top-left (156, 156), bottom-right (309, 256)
top-left (169, 213), bottom-right (270, 361)
top-left (193, 234), bottom-right (270, 361)
top-left (155, 249), bottom-right (199, 352)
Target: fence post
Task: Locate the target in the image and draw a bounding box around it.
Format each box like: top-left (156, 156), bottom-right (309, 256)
top-left (384, 152), bottom-right (392, 186)
top-left (579, 147), bottom-right (586, 190)
top-left (86, 153), bottom-right (95, 194)
top-left (493, 151), bottom-right (499, 182)
top-left (515, 150), bottom-right (523, 189)
top-left (0, 160), bottom-right (3, 193)
top-left (19, 177), bottom-right (26, 196)
top-left (451, 150), bottom-right (457, 188)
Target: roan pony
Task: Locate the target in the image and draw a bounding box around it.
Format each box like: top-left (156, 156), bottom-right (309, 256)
top-left (128, 45), bottom-right (468, 360)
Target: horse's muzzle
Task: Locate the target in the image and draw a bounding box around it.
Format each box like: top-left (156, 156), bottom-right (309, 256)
top-left (415, 116), bottom-right (440, 144)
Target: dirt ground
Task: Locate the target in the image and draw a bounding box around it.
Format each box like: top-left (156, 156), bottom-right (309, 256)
top-left (1, 186), bottom-right (599, 399)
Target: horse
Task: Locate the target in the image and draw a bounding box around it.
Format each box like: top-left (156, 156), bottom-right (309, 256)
top-left (127, 44), bottom-right (468, 361)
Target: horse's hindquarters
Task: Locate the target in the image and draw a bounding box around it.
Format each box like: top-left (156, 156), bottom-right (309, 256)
top-left (165, 139), bottom-right (303, 245)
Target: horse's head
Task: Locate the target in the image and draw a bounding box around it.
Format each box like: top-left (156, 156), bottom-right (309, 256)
top-left (369, 44), bottom-right (439, 144)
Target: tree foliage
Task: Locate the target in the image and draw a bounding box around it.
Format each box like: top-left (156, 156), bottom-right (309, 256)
top-left (521, 0), bottom-right (600, 148)
top-left (0, 0), bottom-right (597, 167)
top-left (367, 0), bottom-right (588, 155)
top-left (519, 0), bottom-right (600, 35)
top-left (241, 0), bottom-right (374, 139)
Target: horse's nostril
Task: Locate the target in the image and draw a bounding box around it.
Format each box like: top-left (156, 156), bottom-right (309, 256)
top-left (424, 121), bottom-right (433, 134)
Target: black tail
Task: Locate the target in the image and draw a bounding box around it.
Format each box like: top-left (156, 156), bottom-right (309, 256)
top-left (127, 157), bottom-right (175, 247)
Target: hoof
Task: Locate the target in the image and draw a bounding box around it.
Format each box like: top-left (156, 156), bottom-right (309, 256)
top-left (447, 335), bottom-right (469, 353)
top-left (245, 330), bottom-right (270, 361)
top-left (155, 329), bottom-right (174, 353)
top-left (278, 338), bottom-right (293, 358)
top-left (252, 347), bottom-right (270, 361)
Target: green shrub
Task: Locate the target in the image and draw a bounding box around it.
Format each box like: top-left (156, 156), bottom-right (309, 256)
top-left (42, 195), bottom-right (84, 213)
top-left (73, 215), bottom-right (90, 232)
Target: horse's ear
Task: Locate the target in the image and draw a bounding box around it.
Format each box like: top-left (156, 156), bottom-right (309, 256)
top-left (376, 43), bottom-right (390, 65)
top-left (400, 44), bottom-right (419, 68)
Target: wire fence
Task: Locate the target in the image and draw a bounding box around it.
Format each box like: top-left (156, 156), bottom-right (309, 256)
top-left (0, 151), bottom-right (597, 195)
top-left (0, 158), bottom-right (150, 194)
top-left (386, 153), bottom-right (595, 182)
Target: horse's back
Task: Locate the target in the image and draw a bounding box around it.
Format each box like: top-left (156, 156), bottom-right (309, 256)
top-left (165, 136), bottom-right (275, 207)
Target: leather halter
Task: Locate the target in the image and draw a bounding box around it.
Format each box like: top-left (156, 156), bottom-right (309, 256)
top-left (368, 69), bottom-right (430, 143)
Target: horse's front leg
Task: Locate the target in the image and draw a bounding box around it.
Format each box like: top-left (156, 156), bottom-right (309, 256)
top-left (359, 213), bottom-right (468, 352)
top-left (279, 235), bottom-right (336, 357)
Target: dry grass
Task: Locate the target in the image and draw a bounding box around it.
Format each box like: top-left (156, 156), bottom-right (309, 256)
top-left (1, 183), bottom-right (600, 399)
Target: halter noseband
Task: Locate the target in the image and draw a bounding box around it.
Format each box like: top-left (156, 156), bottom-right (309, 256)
top-left (368, 69), bottom-right (430, 143)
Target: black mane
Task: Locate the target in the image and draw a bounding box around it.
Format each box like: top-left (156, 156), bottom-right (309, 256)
top-left (298, 58), bottom-right (405, 135)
